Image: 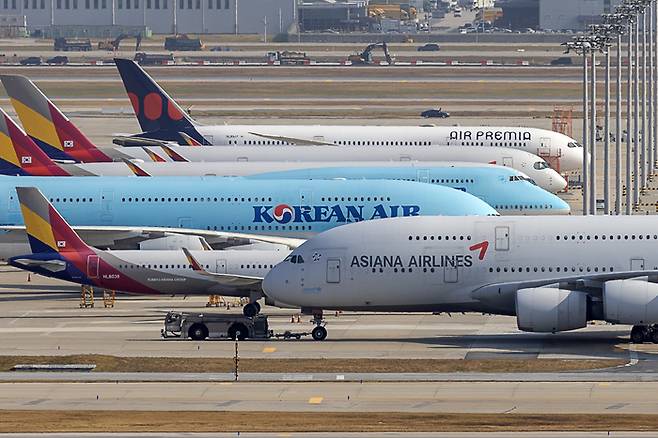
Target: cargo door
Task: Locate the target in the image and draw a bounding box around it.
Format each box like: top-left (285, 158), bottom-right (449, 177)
top-left (326, 258), bottom-right (341, 284)
top-left (631, 258), bottom-right (645, 271)
top-left (87, 255), bottom-right (99, 279)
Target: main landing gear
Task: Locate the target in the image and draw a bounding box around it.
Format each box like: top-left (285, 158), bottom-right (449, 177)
top-left (242, 301), bottom-right (261, 318)
top-left (310, 310), bottom-right (327, 341)
top-left (630, 325), bottom-right (658, 344)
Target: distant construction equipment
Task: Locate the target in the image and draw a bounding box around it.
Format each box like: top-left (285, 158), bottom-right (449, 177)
top-left (98, 33), bottom-right (142, 52)
top-left (348, 42), bottom-right (394, 65)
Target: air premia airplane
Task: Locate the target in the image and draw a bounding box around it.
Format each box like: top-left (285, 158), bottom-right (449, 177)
top-left (10, 187), bottom-right (289, 319)
top-left (263, 216), bottom-right (658, 343)
top-left (111, 58), bottom-right (584, 171)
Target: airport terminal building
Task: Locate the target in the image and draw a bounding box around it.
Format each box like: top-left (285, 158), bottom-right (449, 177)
top-left (0, 0), bottom-right (296, 34)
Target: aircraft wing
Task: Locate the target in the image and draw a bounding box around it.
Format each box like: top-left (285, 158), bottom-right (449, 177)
top-left (112, 135), bottom-right (175, 147)
top-left (248, 131), bottom-right (338, 146)
top-left (0, 225), bottom-right (305, 253)
top-left (472, 270), bottom-right (658, 306)
top-left (182, 248), bottom-right (263, 287)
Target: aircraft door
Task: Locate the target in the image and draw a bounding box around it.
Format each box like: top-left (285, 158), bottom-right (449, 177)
top-left (313, 135), bottom-right (326, 143)
top-left (204, 135), bottom-right (214, 144)
top-left (100, 189), bottom-right (113, 225)
top-left (444, 265), bottom-right (458, 283)
top-left (417, 169), bottom-right (430, 184)
top-left (87, 255), bottom-right (99, 278)
top-left (300, 189), bottom-right (313, 204)
top-left (631, 258), bottom-right (645, 270)
top-left (216, 259), bottom-right (227, 273)
top-left (495, 226), bottom-right (510, 251)
top-left (502, 157), bottom-right (514, 168)
top-left (7, 190), bottom-right (20, 223)
top-left (539, 137), bottom-right (552, 156)
top-left (178, 217), bottom-right (192, 228)
top-left (326, 258), bottom-right (341, 284)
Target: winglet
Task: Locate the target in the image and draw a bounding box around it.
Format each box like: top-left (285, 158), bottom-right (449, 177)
top-left (0, 75), bottom-right (113, 163)
top-left (182, 247), bottom-right (206, 272)
top-left (141, 146), bottom-right (167, 162)
top-left (160, 145), bottom-right (190, 162)
top-left (179, 131), bottom-right (203, 146)
top-left (16, 187), bottom-right (91, 255)
top-left (121, 158), bottom-right (151, 177)
top-left (0, 108), bottom-right (70, 176)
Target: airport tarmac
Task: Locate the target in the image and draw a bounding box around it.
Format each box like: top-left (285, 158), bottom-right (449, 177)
top-left (3, 380), bottom-right (658, 413)
top-left (0, 268), bottom-right (655, 362)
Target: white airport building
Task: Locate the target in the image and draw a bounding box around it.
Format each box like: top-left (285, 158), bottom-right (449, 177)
top-left (0, 0), bottom-right (296, 34)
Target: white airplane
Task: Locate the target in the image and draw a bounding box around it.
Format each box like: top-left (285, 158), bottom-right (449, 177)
top-left (112, 59), bottom-right (585, 172)
top-left (263, 215), bottom-right (658, 343)
top-left (143, 145), bottom-right (567, 193)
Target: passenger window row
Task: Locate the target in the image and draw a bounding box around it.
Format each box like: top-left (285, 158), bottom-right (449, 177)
top-left (320, 196), bottom-right (390, 202)
top-left (121, 196), bottom-right (274, 203)
top-left (408, 235), bottom-right (472, 241)
top-left (556, 234), bottom-right (658, 241)
top-left (489, 266), bottom-right (615, 274)
top-left (209, 225), bottom-right (312, 231)
top-left (495, 204), bottom-right (552, 210)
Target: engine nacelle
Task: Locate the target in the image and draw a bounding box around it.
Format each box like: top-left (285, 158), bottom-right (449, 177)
top-left (604, 278), bottom-right (658, 325)
top-left (516, 288), bottom-right (587, 333)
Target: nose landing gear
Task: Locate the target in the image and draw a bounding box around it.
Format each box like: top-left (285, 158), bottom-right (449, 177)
top-left (310, 310), bottom-right (327, 341)
top-left (630, 325), bottom-right (658, 344)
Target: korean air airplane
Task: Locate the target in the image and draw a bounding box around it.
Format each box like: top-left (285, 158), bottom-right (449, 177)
top-left (10, 187), bottom-right (289, 318)
top-left (0, 175), bottom-right (497, 259)
top-left (263, 215), bottom-right (658, 342)
top-left (0, 111), bottom-right (569, 215)
top-left (0, 76), bottom-right (567, 192)
top-left (111, 58), bottom-right (585, 171)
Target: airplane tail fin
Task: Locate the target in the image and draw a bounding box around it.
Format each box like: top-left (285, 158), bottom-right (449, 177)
top-left (114, 58), bottom-right (206, 144)
top-left (0, 108), bottom-right (70, 176)
top-left (16, 186), bottom-right (91, 255)
top-left (0, 75), bottom-right (113, 163)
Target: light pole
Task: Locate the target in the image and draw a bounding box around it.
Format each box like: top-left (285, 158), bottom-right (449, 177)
top-left (641, 7), bottom-right (648, 190)
top-left (627, 14), bottom-right (635, 215)
top-left (634, 16), bottom-right (640, 210)
top-left (616, 29), bottom-right (623, 215)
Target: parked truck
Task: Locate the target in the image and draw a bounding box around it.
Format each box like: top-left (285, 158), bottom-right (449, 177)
top-left (54, 37), bottom-right (92, 51)
top-left (164, 34), bottom-right (203, 51)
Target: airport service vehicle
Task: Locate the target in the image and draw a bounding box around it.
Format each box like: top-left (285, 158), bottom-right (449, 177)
top-left (111, 59), bottom-right (584, 171)
top-left (0, 113), bottom-right (568, 215)
top-left (45, 56), bottom-right (68, 65)
top-left (53, 37), bottom-right (92, 51)
top-left (263, 215), bottom-right (658, 343)
top-left (0, 74), bottom-right (570, 189)
top-left (162, 312), bottom-right (272, 340)
top-left (0, 176), bottom-right (496, 260)
top-left (9, 187), bottom-right (289, 316)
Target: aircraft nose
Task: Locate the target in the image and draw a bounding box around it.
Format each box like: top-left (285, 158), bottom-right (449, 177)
top-left (552, 172), bottom-right (568, 192)
top-left (262, 263), bottom-right (293, 306)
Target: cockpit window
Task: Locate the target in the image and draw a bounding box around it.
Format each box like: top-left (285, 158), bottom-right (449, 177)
top-left (567, 142), bottom-right (582, 148)
top-left (286, 255), bottom-right (305, 264)
top-left (533, 161), bottom-right (550, 170)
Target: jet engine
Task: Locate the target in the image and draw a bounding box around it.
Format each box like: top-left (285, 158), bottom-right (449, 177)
top-left (604, 278), bottom-right (658, 325)
top-left (515, 287), bottom-right (587, 333)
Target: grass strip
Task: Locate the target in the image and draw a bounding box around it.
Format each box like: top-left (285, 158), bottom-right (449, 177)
top-left (0, 411), bottom-right (657, 432)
